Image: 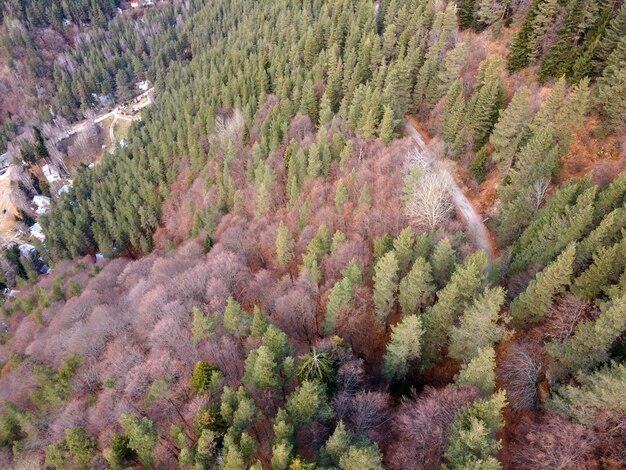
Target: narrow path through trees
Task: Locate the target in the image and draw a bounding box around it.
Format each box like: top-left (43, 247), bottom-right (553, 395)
top-left (403, 118), bottom-right (495, 265)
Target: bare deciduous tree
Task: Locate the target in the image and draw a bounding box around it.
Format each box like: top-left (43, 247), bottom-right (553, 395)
top-left (386, 385), bottom-right (481, 470)
top-left (499, 342), bottom-right (544, 413)
top-left (406, 172), bottom-right (453, 231)
top-left (510, 413), bottom-right (598, 470)
top-left (544, 294), bottom-right (592, 342)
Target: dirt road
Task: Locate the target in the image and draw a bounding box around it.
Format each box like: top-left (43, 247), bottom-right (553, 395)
top-left (403, 119), bottom-right (494, 265)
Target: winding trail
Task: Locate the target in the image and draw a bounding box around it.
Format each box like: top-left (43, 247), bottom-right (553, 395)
top-left (403, 118), bottom-right (495, 265)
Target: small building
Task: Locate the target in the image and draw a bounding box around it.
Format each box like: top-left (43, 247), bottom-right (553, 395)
top-left (136, 80), bottom-right (150, 92)
top-left (33, 195), bottom-right (51, 215)
top-left (18, 243), bottom-right (36, 258)
top-left (130, 1), bottom-right (140, 8)
top-left (30, 223), bottom-right (45, 241)
top-left (57, 185), bottom-right (71, 196)
top-left (41, 164), bottom-right (61, 184)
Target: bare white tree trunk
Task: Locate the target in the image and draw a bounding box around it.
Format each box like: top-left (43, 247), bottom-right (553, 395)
top-left (406, 172), bottom-right (454, 231)
top-left (531, 177), bottom-right (550, 211)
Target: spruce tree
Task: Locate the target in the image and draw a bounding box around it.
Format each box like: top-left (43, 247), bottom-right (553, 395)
top-left (489, 86), bottom-right (530, 174)
top-left (449, 287), bottom-right (505, 362)
top-left (392, 227), bottom-right (415, 273)
top-left (443, 391), bottom-right (506, 469)
top-left (474, 0), bottom-right (507, 30)
top-left (546, 291), bottom-right (626, 379)
top-left (431, 237), bottom-right (458, 288)
top-left (509, 244), bottom-right (576, 327)
top-left (572, 237), bottom-right (626, 299)
top-left (548, 361), bottom-right (626, 425)
top-left (382, 314), bottom-right (424, 382)
top-left (373, 251), bottom-right (400, 325)
top-left (454, 346), bottom-right (497, 395)
top-left (596, 35), bottom-right (626, 131)
top-left (594, 169), bottom-right (626, 223)
top-left (467, 57), bottom-right (503, 150)
top-left (323, 277), bottom-right (354, 335)
top-left (442, 79), bottom-right (467, 159)
top-left (224, 297), bottom-right (251, 338)
top-left (421, 251), bottom-right (487, 364)
top-left (575, 206), bottom-right (626, 270)
top-left (398, 257), bottom-right (435, 316)
top-left (379, 105), bottom-right (395, 145)
top-left (276, 221), bottom-right (294, 268)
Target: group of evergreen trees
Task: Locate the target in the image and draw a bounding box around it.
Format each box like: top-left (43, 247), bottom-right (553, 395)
top-left (0, 0), bottom-right (624, 467)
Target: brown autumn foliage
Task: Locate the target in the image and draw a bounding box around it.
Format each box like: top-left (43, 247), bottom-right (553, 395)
top-left (509, 412), bottom-right (598, 470)
top-left (385, 385), bottom-right (481, 470)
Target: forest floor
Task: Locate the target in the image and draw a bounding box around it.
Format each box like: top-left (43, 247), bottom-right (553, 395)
top-left (403, 117), bottom-right (497, 264)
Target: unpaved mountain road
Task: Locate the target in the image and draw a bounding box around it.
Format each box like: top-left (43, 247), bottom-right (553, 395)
top-left (403, 119), bottom-right (495, 265)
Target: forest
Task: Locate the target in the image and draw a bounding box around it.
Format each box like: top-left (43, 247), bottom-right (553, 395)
top-left (0, 0), bottom-right (625, 468)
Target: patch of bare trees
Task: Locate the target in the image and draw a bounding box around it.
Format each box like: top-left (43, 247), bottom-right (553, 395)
top-left (510, 413), bottom-right (598, 470)
top-left (386, 386), bottom-right (481, 470)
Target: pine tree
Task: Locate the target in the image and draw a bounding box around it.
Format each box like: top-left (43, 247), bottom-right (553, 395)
top-left (454, 346), bottom-right (497, 395)
top-left (431, 237), bottom-right (457, 288)
top-left (251, 306), bottom-right (269, 338)
top-left (422, 251), bottom-right (487, 364)
top-left (546, 291), bottom-right (626, 379)
top-left (191, 307), bottom-right (216, 343)
top-left (323, 277), bottom-right (354, 335)
top-left (474, 0), bottom-right (507, 30)
top-left (335, 181), bottom-right (349, 212)
top-left (191, 361), bottom-right (219, 394)
top-left (596, 35), bottom-right (626, 131)
top-left (443, 391), bottom-right (506, 469)
top-left (393, 227), bottom-right (415, 273)
top-left (572, 237), bottom-right (626, 299)
top-left (119, 413), bottom-right (158, 469)
top-left (594, 169), bottom-right (626, 223)
top-left (276, 221), bottom-right (294, 268)
top-left (383, 314), bottom-right (424, 382)
top-left (285, 381), bottom-right (334, 426)
top-left (449, 287), bottom-right (506, 362)
top-left (398, 257), bottom-right (435, 316)
top-left (507, 0), bottom-right (542, 71)
top-left (548, 361), bottom-right (626, 425)
top-left (509, 244), bottom-right (576, 327)
top-left (379, 105), bottom-right (395, 145)
top-left (437, 40), bottom-right (470, 99)
top-left (467, 57), bottom-right (503, 149)
top-left (442, 79), bottom-right (467, 159)
top-left (489, 86), bottom-right (530, 174)
top-left (538, 0), bottom-right (585, 81)
top-left (224, 297), bottom-right (251, 338)
top-left (372, 251), bottom-right (400, 325)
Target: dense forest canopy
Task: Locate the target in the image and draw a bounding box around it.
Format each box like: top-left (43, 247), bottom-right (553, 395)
top-left (0, 0), bottom-right (625, 468)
